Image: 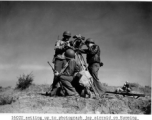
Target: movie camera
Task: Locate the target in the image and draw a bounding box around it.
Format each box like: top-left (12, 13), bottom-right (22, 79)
top-left (73, 34), bottom-right (85, 49)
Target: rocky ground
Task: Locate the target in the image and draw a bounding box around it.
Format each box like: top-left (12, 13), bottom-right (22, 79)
top-left (0, 84), bottom-right (151, 114)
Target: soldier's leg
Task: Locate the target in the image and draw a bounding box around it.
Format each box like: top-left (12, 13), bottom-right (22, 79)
top-left (72, 73), bottom-right (84, 95)
top-left (46, 76), bottom-right (60, 96)
top-left (88, 63), bottom-right (100, 82)
top-left (52, 59), bottom-right (64, 88)
top-left (47, 59), bottom-right (65, 95)
top-left (84, 87), bottom-right (92, 98)
top-left (88, 63), bottom-right (106, 95)
top-left (59, 75), bottom-right (79, 96)
top-left (54, 58), bottom-right (64, 72)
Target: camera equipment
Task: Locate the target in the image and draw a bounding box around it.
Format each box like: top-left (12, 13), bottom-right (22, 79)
top-left (73, 34), bottom-right (85, 49)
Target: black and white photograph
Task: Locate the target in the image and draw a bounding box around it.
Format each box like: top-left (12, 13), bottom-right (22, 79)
top-left (0, 1), bottom-right (151, 115)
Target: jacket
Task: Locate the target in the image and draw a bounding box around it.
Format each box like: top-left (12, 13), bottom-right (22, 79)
top-left (54, 39), bottom-right (66, 60)
top-left (62, 59), bottom-right (81, 76)
top-left (80, 44), bottom-right (101, 65)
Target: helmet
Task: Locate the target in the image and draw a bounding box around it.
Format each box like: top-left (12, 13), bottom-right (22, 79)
top-left (85, 38), bottom-right (94, 44)
top-left (64, 49), bottom-right (75, 59)
top-left (63, 31), bottom-right (71, 37)
top-left (124, 81), bottom-right (129, 85)
top-left (125, 81), bottom-right (129, 84)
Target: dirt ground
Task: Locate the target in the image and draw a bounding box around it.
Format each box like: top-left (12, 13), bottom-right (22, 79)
top-left (0, 84), bottom-right (151, 114)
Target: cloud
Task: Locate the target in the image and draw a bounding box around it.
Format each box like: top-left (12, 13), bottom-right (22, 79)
top-left (0, 64), bottom-right (14, 70)
top-left (0, 64), bottom-right (50, 71)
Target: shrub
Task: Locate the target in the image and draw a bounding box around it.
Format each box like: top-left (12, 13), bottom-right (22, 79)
top-left (129, 83), bottom-right (140, 88)
top-left (102, 83), bottom-right (108, 86)
top-left (139, 86), bottom-right (151, 96)
top-left (16, 73), bottom-right (34, 90)
top-left (129, 83), bottom-right (151, 96)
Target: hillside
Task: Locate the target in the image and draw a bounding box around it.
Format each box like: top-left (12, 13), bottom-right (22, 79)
top-left (0, 84), bottom-right (151, 114)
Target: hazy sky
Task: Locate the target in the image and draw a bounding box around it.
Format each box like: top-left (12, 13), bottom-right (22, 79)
top-left (0, 1), bottom-right (151, 87)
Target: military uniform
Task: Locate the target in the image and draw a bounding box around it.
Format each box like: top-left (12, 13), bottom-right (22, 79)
top-left (52, 31), bottom-right (72, 89)
top-left (80, 39), bottom-right (105, 96)
top-left (53, 39), bottom-right (67, 69)
top-left (51, 39), bottom-right (67, 88)
top-left (59, 58), bottom-right (80, 96)
top-left (122, 82), bottom-right (131, 93)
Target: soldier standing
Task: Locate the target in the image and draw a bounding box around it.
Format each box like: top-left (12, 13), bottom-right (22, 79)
top-left (48, 31), bottom-right (72, 94)
top-left (53, 31), bottom-right (72, 72)
top-left (80, 38), bottom-right (105, 96)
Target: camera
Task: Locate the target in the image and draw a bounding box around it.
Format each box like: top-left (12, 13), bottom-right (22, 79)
top-left (72, 34), bottom-right (85, 49)
top-left (73, 34), bottom-right (85, 41)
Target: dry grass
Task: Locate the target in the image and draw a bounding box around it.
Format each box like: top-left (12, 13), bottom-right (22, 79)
top-left (0, 81), bottom-right (151, 114)
top-left (0, 95), bottom-right (14, 105)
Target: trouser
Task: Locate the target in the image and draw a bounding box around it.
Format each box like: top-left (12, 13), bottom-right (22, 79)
top-left (52, 58), bottom-right (65, 88)
top-left (49, 58), bottom-right (66, 96)
top-left (88, 63), bottom-right (100, 81)
top-left (88, 63), bottom-right (106, 96)
top-left (59, 75), bottom-right (78, 96)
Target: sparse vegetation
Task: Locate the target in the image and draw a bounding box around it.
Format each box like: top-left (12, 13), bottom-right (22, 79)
top-left (0, 81), bottom-right (150, 113)
top-left (16, 73), bottom-right (34, 90)
top-left (129, 82), bottom-right (140, 88)
top-left (0, 95), bottom-right (14, 105)
top-left (129, 83), bottom-right (151, 96)
top-left (102, 83), bottom-right (108, 86)
top-left (138, 86), bottom-right (151, 96)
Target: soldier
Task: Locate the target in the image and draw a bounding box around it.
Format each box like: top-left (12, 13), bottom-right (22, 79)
top-left (115, 81), bottom-right (131, 93)
top-left (56, 49), bottom-right (81, 96)
top-left (53, 31), bottom-right (72, 72)
top-left (48, 31), bottom-right (72, 95)
top-left (79, 38), bottom-right (105, 96)
top-left (122, 81), bottom-right (131, 93)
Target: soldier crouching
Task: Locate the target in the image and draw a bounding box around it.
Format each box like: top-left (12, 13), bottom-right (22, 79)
top-left (53, 49), bottom-right (81, 96)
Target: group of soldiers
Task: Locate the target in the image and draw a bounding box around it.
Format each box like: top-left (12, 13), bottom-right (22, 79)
top-left (46, 31), bottom-right (131, 98)
top-left (46, 31), bottom-right (105, 98)
top-left (46, 31), bottom-right (133, 98)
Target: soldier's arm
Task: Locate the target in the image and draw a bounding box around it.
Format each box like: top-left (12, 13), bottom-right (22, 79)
top-left (74, 61), bottom-right (81, 73)
top-left (54, 40), bottom-right (64, 50)
top-left (88, 45), bottom-right (99, 55)
top-left (69, 40), bottom-right (74, 46)
top-left (64, 41), bottom-right (75, 50)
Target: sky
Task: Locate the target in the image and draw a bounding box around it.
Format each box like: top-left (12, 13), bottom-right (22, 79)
top-left (0, 1), bottom-right (151, 87)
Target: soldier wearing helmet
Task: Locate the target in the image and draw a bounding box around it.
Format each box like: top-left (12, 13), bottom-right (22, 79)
top-left (64, 48), bottom-right (75, 59)
top-left (122, 81), bottom-right (131, 93)
top-left (50, 31), bottom-right (72, 93)
top-left (54, 31), bottom-right (72, 60)
top-left (79, 38), bottom-right (105, 96)
top-left (85, 38), bottom-right (94, 44)
top-left (83, 38), bottom-right (103, 66)
top-left (53, 49), bottom-right (81, 96)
